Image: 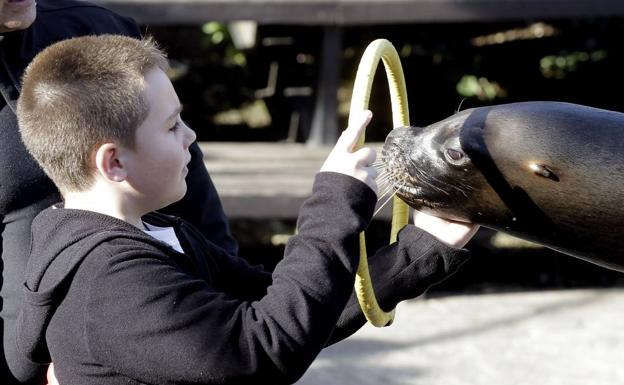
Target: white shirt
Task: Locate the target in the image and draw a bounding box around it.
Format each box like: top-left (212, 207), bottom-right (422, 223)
top-left (143, 222), bottom-right (185, 253)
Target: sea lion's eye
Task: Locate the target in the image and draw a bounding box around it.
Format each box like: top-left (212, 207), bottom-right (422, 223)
top-left (445, 148), bottom-right (464, 162)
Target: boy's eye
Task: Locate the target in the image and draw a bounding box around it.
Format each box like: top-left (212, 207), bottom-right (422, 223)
top-left (169, 122), bottom-right (180, 132)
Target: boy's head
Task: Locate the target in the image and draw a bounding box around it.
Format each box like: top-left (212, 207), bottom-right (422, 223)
top-left (18, 35), bottom-right (187, 194)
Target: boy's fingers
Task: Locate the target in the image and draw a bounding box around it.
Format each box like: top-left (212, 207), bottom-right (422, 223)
top-left (363, 167), bottom-right (379, 195)
top-left (353, 147), bottom-right (376, 166)
top-left (367, 165), bottom-right (379, 181)
top-left (337, 110), bottom-right (372, 152)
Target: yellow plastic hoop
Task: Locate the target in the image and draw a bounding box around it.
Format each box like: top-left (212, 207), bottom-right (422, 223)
top-left (349, 39), bottom-right (411, 327)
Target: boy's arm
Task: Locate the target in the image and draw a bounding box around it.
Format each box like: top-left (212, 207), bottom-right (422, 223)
top-left (195, 239), bottom-right (272, 301)
top-left (327, 225), bottom-right (471, 345)
top-left (85, 173), bottom-right (375, 384)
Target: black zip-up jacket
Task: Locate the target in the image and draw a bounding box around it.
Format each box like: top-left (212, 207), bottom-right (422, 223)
top-left (16, 173), bottom-right (470, 385)
top-left (1, 1), bottom-right (235, 382)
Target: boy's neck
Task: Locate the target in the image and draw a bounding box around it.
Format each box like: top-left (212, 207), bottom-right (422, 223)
top-left (63, 189), bottom-right (146, 229)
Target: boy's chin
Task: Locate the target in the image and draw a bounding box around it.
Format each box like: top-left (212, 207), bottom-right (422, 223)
top-left (171, 186), bottom-right (188, 205)
top-left (153, 187), bottom-right (187, 212)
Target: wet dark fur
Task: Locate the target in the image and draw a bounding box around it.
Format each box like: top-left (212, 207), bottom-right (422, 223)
top-left (381, 102), bottom-right (624, 271)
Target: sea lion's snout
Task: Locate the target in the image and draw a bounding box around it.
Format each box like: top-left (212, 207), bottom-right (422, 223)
top-left (379, 120), bottom-right (481, 215)
top-left (383, 126), bottom-right (419, 151)
top-left (379, 126), bottom-right (423, 203)
top-left (380, 125), bottom-right (456, 209)
top-left (381, 126), bottom-right (425, 176)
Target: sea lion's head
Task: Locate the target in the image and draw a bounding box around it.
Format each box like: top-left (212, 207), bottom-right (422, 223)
top-left (380, 108), bottom-right (507, 225)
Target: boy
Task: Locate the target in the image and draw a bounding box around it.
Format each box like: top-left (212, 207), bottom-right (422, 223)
top-left (15, 35), bottom-right (475, 384)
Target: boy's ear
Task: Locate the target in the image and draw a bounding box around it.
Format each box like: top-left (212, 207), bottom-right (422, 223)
top-left (94, 143), bottom-right (128, 182)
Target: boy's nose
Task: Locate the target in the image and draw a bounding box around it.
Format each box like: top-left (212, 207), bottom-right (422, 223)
top-left (183, 122), bottom-right (197, 147)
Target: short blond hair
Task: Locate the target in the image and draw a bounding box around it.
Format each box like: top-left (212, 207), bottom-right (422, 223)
top-left (17, 35), bottom-right (169, 193)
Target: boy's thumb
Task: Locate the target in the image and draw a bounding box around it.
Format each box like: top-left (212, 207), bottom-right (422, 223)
top-left (338, 110), bottom-right (372, 151)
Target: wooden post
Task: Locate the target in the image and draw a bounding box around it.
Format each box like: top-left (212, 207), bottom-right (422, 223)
top-left (307, 26), bottom-right (342, 146)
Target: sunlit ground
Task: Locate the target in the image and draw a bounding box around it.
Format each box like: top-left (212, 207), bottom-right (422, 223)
top-left (297, 288), bottom-right (624, 385)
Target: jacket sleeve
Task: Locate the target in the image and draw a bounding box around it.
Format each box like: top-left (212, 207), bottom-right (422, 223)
top-left (326, 225), bottom-right (471, 345)
top-left (85, 172), bottom-right (375, 384)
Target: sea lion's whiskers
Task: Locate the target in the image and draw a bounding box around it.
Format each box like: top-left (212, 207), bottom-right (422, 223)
top-left (372, 159), bottom-right (386, 167)
top-left (375, 186), bottom-right (392, 200)
top-left (373, 184), bottom-right (402, 218)
top-left (372, 165), bottom-right (386, 173)
top-left (454, 181), bottom-right (474, 196)
top-left (403, 153), bottom-right (472, 195)
top-left (372, 160), bottom-right (387, 171)
top-left (428, 173), bottom-right (471, 196)
top-left (455, 180), bottom-right (475, 191)
top-left (456, 97), bottom-right (467, 113)
top-left (377, 174), bottom-right (391, 182)
top-left (377, 182), bottom-right (393, 197)
top-left (376, 174), bottom-right (392, 187)
top-left (412, 168), bottom-right (450, 196)
top-left (376, 182), bottom-right (396, 201)
top-left (420, 173), bottom-right (462, 196)
top-left (376, 168), bottom-right (394, 183)
top-left (377, 172), bottom-right (405, 200)
top-left (375, 168), bottom-right (390, 179)
top-left (376, 181), bottom-right (390, 193)
top-left (406, 158), bottom-right (461, 196)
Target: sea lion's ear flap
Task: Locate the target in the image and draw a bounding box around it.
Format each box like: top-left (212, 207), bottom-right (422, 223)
top-left (529, 163), bottom-right (560, 182)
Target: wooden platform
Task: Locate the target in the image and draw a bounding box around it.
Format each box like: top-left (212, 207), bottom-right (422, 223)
top-left (200, 142), bottom-right (389, 219)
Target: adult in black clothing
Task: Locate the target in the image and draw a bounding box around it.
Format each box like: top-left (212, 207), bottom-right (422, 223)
top-left (0, 1), bottom-right (236, 383)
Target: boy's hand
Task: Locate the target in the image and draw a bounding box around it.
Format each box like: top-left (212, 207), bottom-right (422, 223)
top-left (320, 110), bottom-right (378, 195)
top-left (413, 210), bottom-right (479, 248)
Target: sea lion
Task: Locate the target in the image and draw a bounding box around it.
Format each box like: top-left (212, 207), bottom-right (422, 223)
top-left (380, 101), bottom-right (624, 271)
